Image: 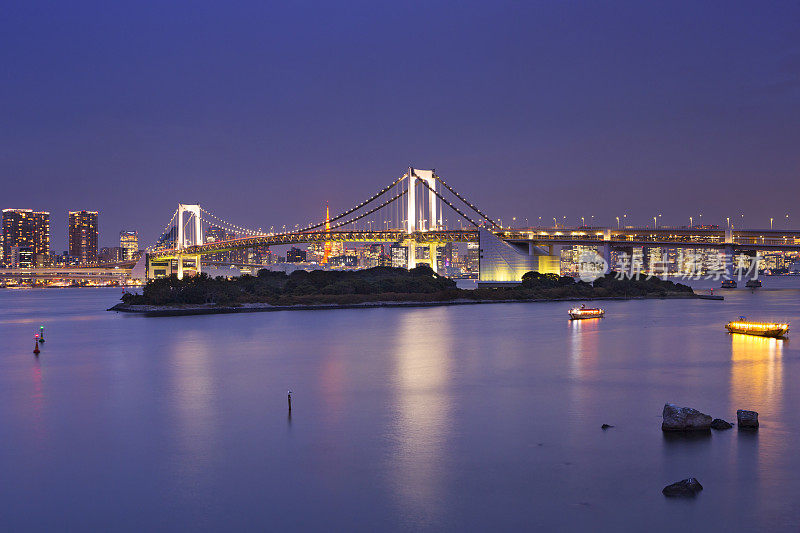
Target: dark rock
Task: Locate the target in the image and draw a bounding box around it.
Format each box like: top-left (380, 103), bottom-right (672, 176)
top-left (737, 409), bottom-right (759, 430)
top-left (601, 424), bottom-right (614, 429)
top-left (710, 418), bottom-right (733, 430)
top-left (662, 478), bottom-right (703, 497)
top-left (661, 403), bottom-right (712, 431)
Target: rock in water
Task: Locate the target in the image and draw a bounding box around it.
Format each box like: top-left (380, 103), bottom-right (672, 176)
top-left (662, 478), bottom-right (703, 497)
top-left (661, 403), bottom-right (712, 431)
top-left (601, 424), bottom-right (614, 429)
top-left (710, 418), bottom-right (733, 430)
top-left (737, 409), bottom-right (759, 430)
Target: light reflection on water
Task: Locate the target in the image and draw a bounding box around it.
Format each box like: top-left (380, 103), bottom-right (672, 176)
top-left (567, 318), bottom-right (601, 381)
top-left (170, 334), bottom-right (218, 492)
top-left (390, 309), bottom-right (452, 527)
top-left (729, 333), bottom-right (783, 415)
top-left (3, 285), bottom-right (800, 530)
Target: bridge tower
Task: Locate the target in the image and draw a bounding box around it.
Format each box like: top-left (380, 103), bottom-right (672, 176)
top-left (176, 204), bottom-right (203, 279)
top-left (405, 168), bottom-right (442, 271)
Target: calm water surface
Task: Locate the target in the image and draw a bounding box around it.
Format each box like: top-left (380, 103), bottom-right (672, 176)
top-left (2, 280), bottom-right (800, 531)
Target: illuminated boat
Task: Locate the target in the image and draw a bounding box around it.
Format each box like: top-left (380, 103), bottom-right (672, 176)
top-left (568, 304), bottom-right (605, 320)
top-left (745, 279), bottom-right (762, 288)
top-left (725, 317), bottom-right (788, 338)
top-left (721, 280), bottom-right (737, 288)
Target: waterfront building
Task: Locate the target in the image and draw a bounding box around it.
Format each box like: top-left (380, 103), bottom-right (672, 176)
top-left (287, 247), bottom-right (307, 263)
top-left (328, 254), bottom-right (357, 268)
top-left (436, 242), bottom-right (454, 272)
top-left (98, 246), bottom-right (124, 263)
top-left (307, 242), bottom-right (325, 263)
top-left (390, 244), bottom-right (408, 268)
top-left (229, 244), bottom-right (247, 264)
top-left (252, 246), bottom-right (273, 265)
top-left (204, 227), bottom-right (231, 262)
top-left (68, 210), bottom-right (99, 264)
top-left (8, 245), bottom-right (34, 268)
top-left (120, 230), bottom-right (139, 260)
top-left (2, 209), bottom-right (50, 266)
top-left (466, 241), bottom-right (479, 273)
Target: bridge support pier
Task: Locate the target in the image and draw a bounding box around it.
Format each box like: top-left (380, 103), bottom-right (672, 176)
top-left (428, 243), bottom-right (438, 274)
top-left (176, 254), bottom-right (201, 280)
top-left (146, 253), bottom-right (172, 280)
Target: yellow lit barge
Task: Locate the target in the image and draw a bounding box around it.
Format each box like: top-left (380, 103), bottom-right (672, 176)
top-left (568, 305), bottom-right (605, 320)
top-left (725, 317), bottom-right (788, 338)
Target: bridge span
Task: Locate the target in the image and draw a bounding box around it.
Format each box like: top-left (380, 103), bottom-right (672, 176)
top-left (130, 168), bottom-right (800, 282)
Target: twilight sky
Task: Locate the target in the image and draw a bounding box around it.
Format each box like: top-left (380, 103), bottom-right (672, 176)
top-left (2, 1), bottom-right (799, 250)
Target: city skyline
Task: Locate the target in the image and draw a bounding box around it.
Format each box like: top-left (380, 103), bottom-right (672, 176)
top-left (2, 2), bottom-right (799, 252)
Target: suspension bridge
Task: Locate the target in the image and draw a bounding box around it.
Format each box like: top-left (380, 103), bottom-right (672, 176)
top-left (131, 167), bottom-right (800, 283)
top-left (142, 168), bottom-right (494, 279)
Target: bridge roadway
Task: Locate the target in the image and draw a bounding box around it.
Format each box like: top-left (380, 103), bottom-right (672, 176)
top-left (498, 228), bottom-right (800, 252)
top-left (148, 226), bottom-right (800, 260)
top-left (148, 229), bottom-right (480, 259)
top-left (0, 267), bottom-right (132, 280)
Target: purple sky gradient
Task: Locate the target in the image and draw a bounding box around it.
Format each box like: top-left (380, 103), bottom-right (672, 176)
top-left (1, 1), bottom-right (799, 250)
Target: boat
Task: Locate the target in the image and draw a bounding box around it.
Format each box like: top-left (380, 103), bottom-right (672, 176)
top-left (721, 280), bottom-right (737, 288)
top-left (745, 279), bottom-right (762, 288)
top-left (725, 317), bottom-right (788, 338)
top-left (568, 304), bottom-right (605, 320)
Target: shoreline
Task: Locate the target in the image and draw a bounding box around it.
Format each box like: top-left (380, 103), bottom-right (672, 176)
top-left (108, 292), bottom-right (716, 317)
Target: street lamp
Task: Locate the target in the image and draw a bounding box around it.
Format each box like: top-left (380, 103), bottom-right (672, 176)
top-left (581, 216), bottom-right (585, 226)
top-left (553, 217), bottom-right (557, 228)
top-left (689, 216), bottom-right (693, 228)
top-left (616, 216), bottom-right (620, 229)
top-left (770, 218), bottom-right (773, 230)
top-left (653, 216), bottom-right (657, 228)
top-left (726, 217), bottom-right (730, 228)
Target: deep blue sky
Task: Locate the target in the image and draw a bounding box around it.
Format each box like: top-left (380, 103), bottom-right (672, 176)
top-left (2, 1), bottom-right (799, 250)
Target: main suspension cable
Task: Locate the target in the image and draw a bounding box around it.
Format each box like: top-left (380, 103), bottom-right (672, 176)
top-left (433, 173), bottom-right (500, 228)
top-left (417, 179), bottom-right (482, 229)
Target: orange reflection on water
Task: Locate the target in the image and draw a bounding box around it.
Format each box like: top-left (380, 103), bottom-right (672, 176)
top-left (567, 318), bottom-right (600, 380)
top-left (729, 333), bottom-right (784, 414)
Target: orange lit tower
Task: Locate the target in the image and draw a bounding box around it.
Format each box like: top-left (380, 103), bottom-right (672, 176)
top-left (321, 203), bottom-right (332, 264)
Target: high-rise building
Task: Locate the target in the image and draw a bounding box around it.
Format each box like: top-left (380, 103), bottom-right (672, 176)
top-left (2, 209), bottom-right (50, 266)
top-left (68, 211), bottom-right (99, 264)
top-left (120, 230), bottom-right (138, 261)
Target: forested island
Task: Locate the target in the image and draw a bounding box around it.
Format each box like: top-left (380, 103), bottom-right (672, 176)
top-left (110, 266), bottom-right (696, 315)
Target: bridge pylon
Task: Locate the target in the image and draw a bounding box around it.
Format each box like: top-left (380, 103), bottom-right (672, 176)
top-left (175, 204), bottom-right (203, 279)
top-left (405, 168), bottom-right (442, 271)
